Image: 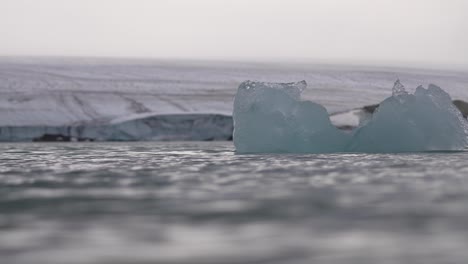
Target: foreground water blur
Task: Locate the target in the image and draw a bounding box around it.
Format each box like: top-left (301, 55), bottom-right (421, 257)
top-left (1, 142), bottom-right (468, 264)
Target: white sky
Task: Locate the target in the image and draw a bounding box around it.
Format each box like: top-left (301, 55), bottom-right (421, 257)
top-left (1, 0), bottom-right (467, 69)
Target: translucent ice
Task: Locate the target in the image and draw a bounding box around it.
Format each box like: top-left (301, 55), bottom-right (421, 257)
top-left (233, 80), bottom-right (468, 153)
top-left (392, 79), bottom-right (408, 97)
top-left (233, 81), bottom-right (350, 153)
top-left (349, 83), bottom-right (468, 152)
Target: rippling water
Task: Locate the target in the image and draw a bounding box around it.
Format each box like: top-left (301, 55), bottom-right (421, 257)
top-left (1, 142), bottom-right (468, 264)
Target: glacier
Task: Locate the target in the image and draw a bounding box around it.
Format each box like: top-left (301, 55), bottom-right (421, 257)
top-left (233, 80), bottom-right (468, 153)
top-left (2, 58), bottom-right (468, 142)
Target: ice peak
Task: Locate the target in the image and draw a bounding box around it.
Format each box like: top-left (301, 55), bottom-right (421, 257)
top-left (392, 79), bottom-right (408, 97)
top-left (295, 80), bottom-right (307, 92)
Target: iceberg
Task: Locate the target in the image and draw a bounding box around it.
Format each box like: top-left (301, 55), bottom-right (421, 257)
top-left (349, 81), bottom-right (468, 152)
top-left (233, 80), bottom-right (468, 153)
top-left (233, 81), bottom-right (350, 153)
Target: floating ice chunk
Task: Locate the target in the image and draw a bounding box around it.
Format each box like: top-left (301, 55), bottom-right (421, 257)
top-left (349, 83), bottom-right (468, 152)
top-left (233, 80), bottom-right (468, 153)
top-left (233, 81), bottom-right (350, 153)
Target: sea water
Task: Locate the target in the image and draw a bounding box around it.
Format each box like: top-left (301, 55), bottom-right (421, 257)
top-left (1, 142), bottom-right (468, 264)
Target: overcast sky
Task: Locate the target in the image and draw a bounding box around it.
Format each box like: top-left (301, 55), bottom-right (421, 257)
top-left (1, 0), bottom-right (467, 69)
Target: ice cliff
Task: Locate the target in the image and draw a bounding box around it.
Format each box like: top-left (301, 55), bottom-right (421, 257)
top-left (0, 114), bottom-right (233, 142)
top-left (233, 80), bottom-right (468, 153)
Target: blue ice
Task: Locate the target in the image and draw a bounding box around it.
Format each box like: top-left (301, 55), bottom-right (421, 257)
top-left (233, 80), bottom-right (468, 153)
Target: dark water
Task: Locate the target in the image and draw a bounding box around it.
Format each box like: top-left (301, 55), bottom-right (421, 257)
top-left (1, 142), bottom-right (468, 264)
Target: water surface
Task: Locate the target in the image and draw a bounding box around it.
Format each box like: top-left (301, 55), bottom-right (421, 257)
top-left (1, 142), bottom-right (468, 264)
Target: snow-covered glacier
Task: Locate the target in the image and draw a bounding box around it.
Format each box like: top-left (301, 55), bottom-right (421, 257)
top-left (233, 80), bottom-right (468, 153)
top-left (2, 58), bottom-right (468, 142)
